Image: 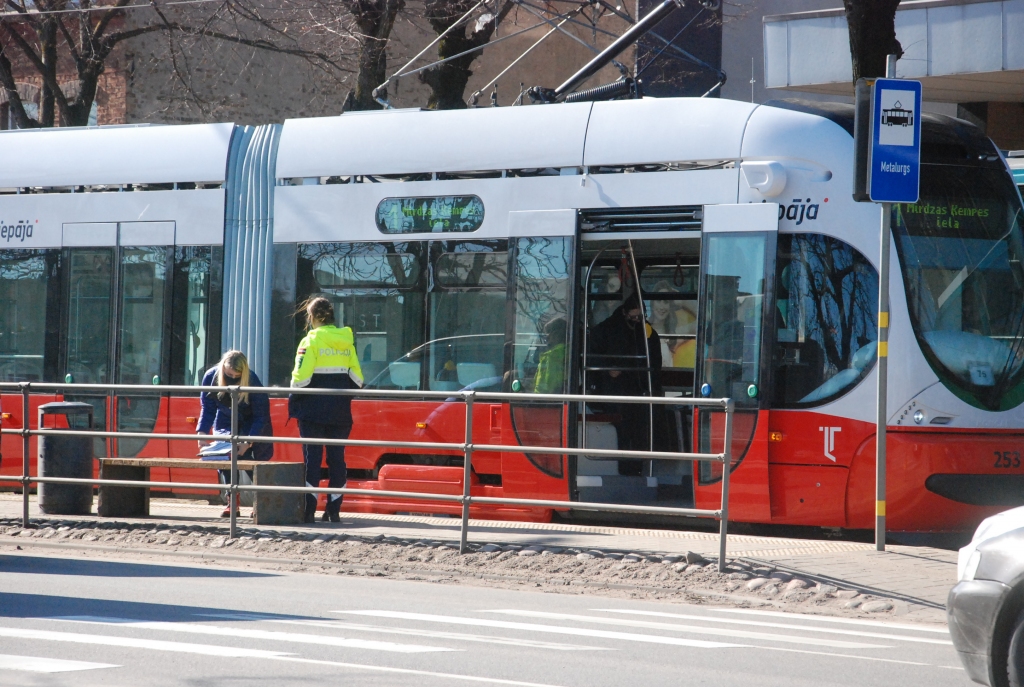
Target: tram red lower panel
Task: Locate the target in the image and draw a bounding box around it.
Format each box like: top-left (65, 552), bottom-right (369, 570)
top-left (4, 393), bottom-right (1020, 532)
top-left (846, 428), bottom-right (1024, 532)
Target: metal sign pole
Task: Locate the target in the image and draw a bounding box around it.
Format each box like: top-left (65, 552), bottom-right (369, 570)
top-left (874, 54), bottom-right (898, 552)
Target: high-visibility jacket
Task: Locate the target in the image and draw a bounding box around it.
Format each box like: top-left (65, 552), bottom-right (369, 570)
top-left (288, 325), bottom-right (363, 426)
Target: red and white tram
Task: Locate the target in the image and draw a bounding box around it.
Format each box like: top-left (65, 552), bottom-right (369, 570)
top-left (1, 96), bottom-right (1022, 533)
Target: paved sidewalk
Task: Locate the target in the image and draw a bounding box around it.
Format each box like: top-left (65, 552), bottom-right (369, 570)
top-left (0, 493), bottom-right (956, 622)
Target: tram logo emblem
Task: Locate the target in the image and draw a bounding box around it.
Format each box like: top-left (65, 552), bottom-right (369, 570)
top-left (818, 426), bottom-right (842, 462)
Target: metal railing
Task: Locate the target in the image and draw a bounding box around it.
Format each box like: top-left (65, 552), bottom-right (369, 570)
top-left (0, 381), bottom-right (735, 571)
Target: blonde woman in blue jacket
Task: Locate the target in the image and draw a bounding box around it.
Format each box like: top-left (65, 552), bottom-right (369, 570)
top-left (289, 296), bottom-right (363, 523)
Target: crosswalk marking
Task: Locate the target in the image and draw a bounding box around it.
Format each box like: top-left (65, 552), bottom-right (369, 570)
top-left (1, 624), bottom-right (573, 686)
top-left (53, 616), bottom-right (454, 654)
top-left (592, 609), bottom-right (953, 645)
top-left (0, 654), bottom-right (119, 673)
top-left (755, 645), bottom-right (962, 667)
top-left (484, 610), bottom-right (889, 650)
top-left (272, 656), bottom-right (574, 687)
top-left (0, 627), bottom-right (292, 658)
top-left (707, 608), bottom-right (950, 633)
top-left (336, 611), bottom-right (744, 649)
top-left (200, 613), bottom-right (607, 652)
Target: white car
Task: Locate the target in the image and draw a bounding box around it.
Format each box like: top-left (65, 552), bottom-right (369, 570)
top-left (949, 505), bottom-right (1024, 687)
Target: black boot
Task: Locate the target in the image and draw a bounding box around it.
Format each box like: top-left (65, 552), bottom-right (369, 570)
top-left (304, 495), bottom-right (317, 524)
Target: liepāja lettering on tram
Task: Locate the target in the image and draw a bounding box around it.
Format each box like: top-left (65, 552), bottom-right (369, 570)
top-left (1, 98), bottom-right (1022, 534)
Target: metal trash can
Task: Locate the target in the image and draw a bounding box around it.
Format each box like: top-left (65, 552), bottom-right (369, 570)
top-left (38, 402), bottom-right (95, 515)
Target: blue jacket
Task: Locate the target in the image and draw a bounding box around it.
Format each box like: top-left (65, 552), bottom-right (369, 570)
top-left (197, 368), bottom-right (272, 458)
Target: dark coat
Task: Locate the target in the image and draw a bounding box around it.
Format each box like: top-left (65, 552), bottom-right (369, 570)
top-left (197, 367), bottom-right (274, 460)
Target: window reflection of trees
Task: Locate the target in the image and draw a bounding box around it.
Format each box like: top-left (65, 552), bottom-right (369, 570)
top-left (0, 250), bottom-right (50, 382)
top-left (773, 234), bottom-right (878, 407)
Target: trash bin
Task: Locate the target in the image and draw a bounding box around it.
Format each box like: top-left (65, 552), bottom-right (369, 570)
top-left (38, 402), bottom-right (95, 515)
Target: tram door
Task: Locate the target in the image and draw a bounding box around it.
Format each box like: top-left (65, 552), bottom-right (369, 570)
top-left (61, 222), bottom-right (174, 458)
top-left (576, 207), bottom-right (703, 508)
top-left (693, 204), bottom-right (778, 499)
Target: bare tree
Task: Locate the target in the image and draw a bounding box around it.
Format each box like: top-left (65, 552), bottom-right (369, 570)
top-left (418, 0), bottom-right (513, 109)
top-left (843, 0), bottom-right (902, 83)
top-left (0, 0), bottom-right (358, 128)
top-left (342, 0), bottom-right (405, 110)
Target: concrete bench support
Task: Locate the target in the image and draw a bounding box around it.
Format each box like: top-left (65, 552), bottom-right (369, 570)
top-left (98, 463), bottom-right (149, 518)
top-left (96, 459), bottom-right (304, 524)
top-left (253, 462), bottom-right (305, 525)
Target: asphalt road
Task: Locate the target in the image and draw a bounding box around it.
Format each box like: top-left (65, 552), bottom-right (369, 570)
top-left (0, 551), bottom-right (966, 687)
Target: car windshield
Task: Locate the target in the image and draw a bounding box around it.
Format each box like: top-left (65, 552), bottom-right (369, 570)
top-left (893, 165), bottom-right (1024, 410)
top-left (364, 334), bottom-right (504, 392)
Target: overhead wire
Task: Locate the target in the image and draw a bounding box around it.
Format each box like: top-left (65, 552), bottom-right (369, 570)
top-left (467, 0), bottom-right (591, 105)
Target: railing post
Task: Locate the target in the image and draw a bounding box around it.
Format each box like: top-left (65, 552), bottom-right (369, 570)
top-left (229, 386), bottom-right (239, 539)
top-left (717, 399), bottom-right (734, 573)
top-left (21, 381), bottom-right (30, 528)
top-left (459, 390), bottom-right (475, 554)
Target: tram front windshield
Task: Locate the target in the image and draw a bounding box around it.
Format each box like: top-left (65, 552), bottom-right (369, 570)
top-left (894, 165), bottom-right (1024, 410)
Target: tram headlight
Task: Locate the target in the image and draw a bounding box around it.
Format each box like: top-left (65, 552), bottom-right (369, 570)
top-left (913, 410), bottom-right (925, 424)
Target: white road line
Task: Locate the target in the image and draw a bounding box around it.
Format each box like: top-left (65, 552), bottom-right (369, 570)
top-left (756, 645), bottom-right (962, 668)
top-left (484, 610), bottom-right (888, 650)
top-left (706, 608), bottom-right (950, 633)
top-left (199, 613), bottom-right (608, 652)
top-left (0, 627), bottom-right (292, 658)
top-left (0, 654), bottom-right (119, 673)
top-left (270, 655), bottom-right (573, 687)
top-left (52, 616), bottom-right (454, 654)
top-left (335, 611), bottom-right (743, 649)
top-left (592, 609), bottom-right (953, 645)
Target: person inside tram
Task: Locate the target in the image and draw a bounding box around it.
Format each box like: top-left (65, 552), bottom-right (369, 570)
top-left (588, 294), bottom-right (664, 473)
top-left (289, 296), bottom-right (363, 524)
top-left (196, 350), bottom-right (273, 518)
top-left (533, 316), bottom-right (567, 394)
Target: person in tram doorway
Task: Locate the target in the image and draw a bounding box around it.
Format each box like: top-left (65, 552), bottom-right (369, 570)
top-left (588, 294), bottom-right (663, 475)
top-left (196, 350), bottom-right (274, 518)
top-left (289, 296), bottom-right (363, 524)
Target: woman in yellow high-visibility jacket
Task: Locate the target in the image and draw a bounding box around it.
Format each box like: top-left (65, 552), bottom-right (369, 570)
top-left (289, 296), bottom-right (363, 523)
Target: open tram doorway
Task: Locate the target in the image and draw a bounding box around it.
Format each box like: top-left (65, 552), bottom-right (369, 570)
top-left (574, 209), bottom-right (703, 510)
top-left (572, 204), bottom-right (778, 515)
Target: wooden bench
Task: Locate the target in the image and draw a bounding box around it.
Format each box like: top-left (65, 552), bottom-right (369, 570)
top-left (97, 458), bottom-right (305, 525)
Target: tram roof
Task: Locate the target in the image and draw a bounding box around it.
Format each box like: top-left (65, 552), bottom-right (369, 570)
top-left (0, 122), bottom-right (235, 188)
top-left (277, 98), bottom-right (761, 178)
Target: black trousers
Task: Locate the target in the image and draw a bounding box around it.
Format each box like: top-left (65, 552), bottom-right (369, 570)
top-left (298, 420), bottom-right (349, 515)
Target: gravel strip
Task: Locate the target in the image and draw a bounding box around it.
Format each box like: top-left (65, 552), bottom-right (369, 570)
top-left (0, 517), bottom-right (912, 619)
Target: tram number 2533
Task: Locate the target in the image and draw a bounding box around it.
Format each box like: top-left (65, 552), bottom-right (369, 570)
top-left (994, 451), bottom-right (1023, 469)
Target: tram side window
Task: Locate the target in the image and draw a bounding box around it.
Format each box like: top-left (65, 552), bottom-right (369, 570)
top-left (298, 242), bottom-right (425, 389)
top-left (428, 245), bottom-right (507, 391)
top-left (772, 234), bottom-right (879, 407)
top-left (170, 246), bottom-right (223, 386)
top-left (511, 237), bottom-right (572, 394)
top-left (0, 250), bottom-right (57, 382)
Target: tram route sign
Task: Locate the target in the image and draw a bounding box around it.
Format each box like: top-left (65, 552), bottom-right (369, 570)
top-left (853, 77), bottom-right (922, 204)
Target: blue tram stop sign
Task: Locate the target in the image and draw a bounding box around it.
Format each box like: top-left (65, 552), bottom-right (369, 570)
top-left (869, 78), bottom-right (922, 203)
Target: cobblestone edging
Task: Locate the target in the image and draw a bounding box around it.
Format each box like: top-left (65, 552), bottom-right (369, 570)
top-left (1, 517), bottom-right (906, 616)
